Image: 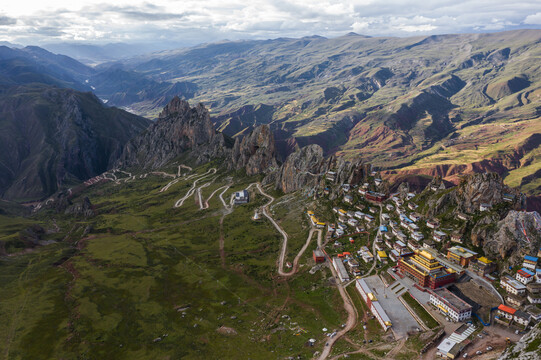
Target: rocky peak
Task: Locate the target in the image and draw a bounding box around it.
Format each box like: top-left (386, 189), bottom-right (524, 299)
top-left (117, 97), bottom-right (227, 169)
top-left (230, 125), bottom-right (278, 176)
top-left (267, 144), bottom-right (367, 194)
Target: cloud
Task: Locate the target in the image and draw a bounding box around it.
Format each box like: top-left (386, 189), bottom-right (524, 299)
top-left (524, 12), bottom-right (541, 24)
top-left (0, 0), bottom-right (539, 45)
top-left (0, 15), bottom-right (16, 26)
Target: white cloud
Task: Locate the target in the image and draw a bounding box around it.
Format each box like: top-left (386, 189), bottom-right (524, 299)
top-left (524, 12), bottom-right (541, 24)
top-left (0, 0), bottom-right (539, 45)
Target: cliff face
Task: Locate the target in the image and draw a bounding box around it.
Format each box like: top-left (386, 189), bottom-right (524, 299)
top-left (117, 97), bottom-right (278, 176)
top-left (483, 210), bottom-right (541, 260)
top-left (268, 144), bottom-right (367, 194)
top-left (117, 97), bottom-right (229, 169)
top-left (0, 86), bottom-right (150, 201)
top-left (230, 125), bottom-right (278, 175)
top-left (426, 172), bottom-right (524, 218)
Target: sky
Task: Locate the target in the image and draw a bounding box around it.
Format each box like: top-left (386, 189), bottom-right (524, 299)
top-left (1, 0), bottom-right (541, 47)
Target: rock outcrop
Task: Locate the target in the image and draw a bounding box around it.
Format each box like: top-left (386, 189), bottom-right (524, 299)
top-left (0, 86), bottom-right (150, 201)
top-left (499, 322), bottom-right (541, 360)
top-left (230, 125), bottom-right (278, 175)
top-left (483, 210), bottom-right (541, 261)
top-left (64, 197), bottom-right (95, 218)
top-left (271, 144), bottom-right (327, 193)
top-left (117, 97), bottom-right (229, 169)
top-left (268, 144), bottom-right (368, 194)
top-left (425, 172), bottom-right (524, 218)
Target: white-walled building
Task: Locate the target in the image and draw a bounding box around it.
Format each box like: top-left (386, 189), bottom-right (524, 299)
top-left (332, 257), bottom-right (350, 282)
top-left (429, 288), bottom-right (472, 322)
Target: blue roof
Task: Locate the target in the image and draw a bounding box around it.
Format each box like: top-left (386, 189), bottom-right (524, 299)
top-left (521, 268), bottom-right (535, 276)
top-left (379, 226), bottom-right (388, 232)
top-left (524, 255), bottom-right (538, 262)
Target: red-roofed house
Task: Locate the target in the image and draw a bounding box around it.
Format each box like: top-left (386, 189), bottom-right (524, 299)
top-left (497, 304), bottom-right (517, 321)
top-left (517, 268), bottom-right (535, 285)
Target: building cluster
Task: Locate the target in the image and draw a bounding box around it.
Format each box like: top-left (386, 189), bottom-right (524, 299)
top-left (306, 210), bottom-right (326, 228)
top-left (498, 253), bottom-right (541, 322)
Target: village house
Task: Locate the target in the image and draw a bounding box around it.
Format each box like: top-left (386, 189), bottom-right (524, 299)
top-left (423, 239), bottom-right (436, 249)
top-left (408, 222), bottom-right (420, 232)
top-left (365, 191), bottom-right (386, 203)
top-left (496, 304), bottom-right (516, 325)
top-left (523, 255), bottom-right (538, 271)
top-left (408, 202), bottom-right (418, 211)
top-left (347, 218), bottom-right (359, 227)
top-left (234, 190), bottom-right (250, 204)
top-left (395, 231), bottom-right (407, 242)
top-left (364, 214), bottom-right (375, 223)
top-left (456, 213), bottom-right (471, 221)
top-left (344, 195), bottom-right (353, 204)
top-left (358, 188), bottom-right (367, 196)
top-left (394, 241), bottom-right (407, 252)
top-left (503, 193), bottom-right (516, 202)
top-left (347, 210), bottom-right (355, 218)
top-left (507, 293), bottom-right (526, 307)
top-left (374, 178), bottom-right (382, 186)
top-left (375, 242), bottom-right (385, 251)
top-left (514, 310), bottom-right (531, 327)
top-left (406, 192), bottom-right (416, 200)
top-left (480, 203), bottom-right (492, 212)
top-left (332, 207), bottom-right (340, 213)
top-left (501, 276), bottom-right (527, 296)
top-left (517, 268), bottom-right (535, 285)
top-left (527, 293), bottom-right (541, 304)
top-left (433, 230), bottom-right (447, 243)
top-left (382, 213), bottom-right (390, 221)
top-left (412, 232), bottom-right (424, 242)
top-left (342, 184), bottom-right (351, 192)
top-left (385, 238), bottom-right (394, 249)
top-left (450, 233), bottom-right (463, 244)
top-left (410, 213), bottom-right (421, 222)
top-left (426, 219), bottom-right (439, 229)
top-left (377, 251), bottom-right (388, 263)
top-left (354, 211), bottom-right (365, 219)
top-left (386, 204), bottom-right (394, 211)
top-left (326, 171), bottom-right (336, 183)
top-left (527, 307), bottom-right (541, 322)
top-left (313, 249), bottom-right (325, 263)
top-left (407, 239), bottom-right (420, 251)
top-left (390, 249), bottom-right (400, 262)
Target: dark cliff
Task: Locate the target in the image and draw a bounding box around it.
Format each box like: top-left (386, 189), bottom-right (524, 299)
top-left (0, 85), bottom-right (150, 201)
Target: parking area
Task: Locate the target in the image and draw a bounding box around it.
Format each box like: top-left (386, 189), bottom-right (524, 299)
top-left (363, 275), bottom-right (420, 340)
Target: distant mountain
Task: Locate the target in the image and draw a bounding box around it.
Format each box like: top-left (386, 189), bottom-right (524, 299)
top-left (88, 67), bottom-right (197, 116)
top-left (41, 42), bottom-right (190, 64)
top-left (0, 85), bottom-right (150, 201)
top-left (114, 29), bottom-right (541, 195)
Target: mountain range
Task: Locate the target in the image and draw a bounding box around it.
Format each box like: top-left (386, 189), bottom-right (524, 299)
top-left (0, 29), bottom-right (539, 202)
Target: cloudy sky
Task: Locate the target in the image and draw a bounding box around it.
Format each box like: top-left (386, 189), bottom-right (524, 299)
top-left (1, 0), bottom-right (541, 46)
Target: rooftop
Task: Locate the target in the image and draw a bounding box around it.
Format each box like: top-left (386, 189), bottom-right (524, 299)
top-left (448, 246), bottom-right (478, 259)
top-left (518, 268), bottom-right (535, 277)
top-left (477, 256), bottom-right (492, 264)
top-left (524, 255), bottom-right (538, 262)
top-left (498, 304), bottom-right (517, 315)
top-left (432, 288), bottom-right (472, 313)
